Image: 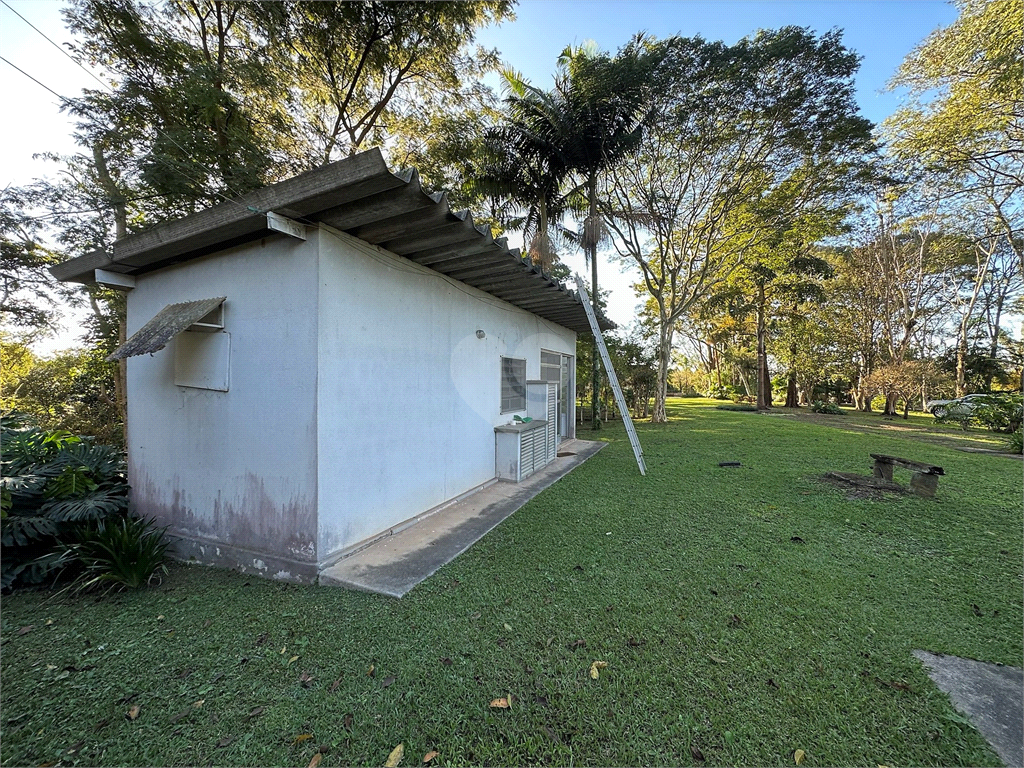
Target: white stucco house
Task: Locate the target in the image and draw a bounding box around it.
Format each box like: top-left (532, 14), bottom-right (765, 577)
top-left (51, 148), bottom-right (612, 583)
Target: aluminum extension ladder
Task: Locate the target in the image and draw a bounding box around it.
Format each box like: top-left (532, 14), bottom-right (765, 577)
top-left (574, 275), bottom-right (647, 476)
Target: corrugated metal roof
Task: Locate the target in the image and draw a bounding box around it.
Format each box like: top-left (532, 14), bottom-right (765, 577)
top-left (50, 148), bottom-right (614, 334)
top-left (107, 297), bottom-right (226, 361)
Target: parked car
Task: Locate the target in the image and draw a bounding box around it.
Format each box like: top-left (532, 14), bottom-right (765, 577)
top-left (926, 393), bottom-right (993, 418)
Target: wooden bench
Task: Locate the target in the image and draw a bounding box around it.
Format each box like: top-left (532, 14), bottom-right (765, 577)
top-left (870, 454), bottom-right (945, 497)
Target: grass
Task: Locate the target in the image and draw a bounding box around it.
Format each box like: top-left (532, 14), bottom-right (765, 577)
top-left (2, 399), bottom-right (1021, 767)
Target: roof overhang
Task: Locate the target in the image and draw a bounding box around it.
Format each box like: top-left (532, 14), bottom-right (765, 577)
top-left (50, 148), bottom-right (614, 334)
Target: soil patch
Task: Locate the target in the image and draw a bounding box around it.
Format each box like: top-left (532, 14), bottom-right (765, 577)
top-left (821, 471), bottom-right (909, 500)
top-left (770, 407), bottom-right (1005, 452)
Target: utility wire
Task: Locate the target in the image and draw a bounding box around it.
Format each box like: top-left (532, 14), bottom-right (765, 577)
top-left (0, 55), bottom-right (67, 102)
top-left (0, 1), bottom-right (265, 216)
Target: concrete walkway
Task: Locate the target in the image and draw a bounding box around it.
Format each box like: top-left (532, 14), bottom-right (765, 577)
top-left (914, 650), bottom-right (1023, 767)
top-left (319, 439), bottom-right (606, 597)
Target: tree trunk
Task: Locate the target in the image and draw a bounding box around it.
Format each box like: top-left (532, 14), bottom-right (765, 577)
top-left (955, 322), bottom-right (969, 397)
top-left (587, 174), bottom-right (601, 430)
top-left (856, 357), bottom-right (872, 412)
top-left (985, 295), bottom-right (1004, 391)
top-left (653, 320), bottom-right (673, 423)
top-left (92, 145), bottom-right (129, 443)
top-left (902, 397), bottom-right (910, 420)
top-left (737, 366), bottom-right (751, 397)
top-left (756, 283), bottom-right (771, 410)
top-left (883, 391), bottom-right (898, 416)
top-left (714, 345), bottom-right (723, 393)
top-left (785, 371), bottom-right (798, 408)
top-left (784, 339), bottom-right (798, 408)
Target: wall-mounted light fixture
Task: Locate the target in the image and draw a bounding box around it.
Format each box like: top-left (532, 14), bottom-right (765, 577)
top-left (475, 329), bottom-right (486, 339)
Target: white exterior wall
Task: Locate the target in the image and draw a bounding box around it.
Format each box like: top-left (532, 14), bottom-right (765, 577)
top-left (126, 235), bottom-right (321, 580)
top-left (315, 228), bottom-right (576, 561)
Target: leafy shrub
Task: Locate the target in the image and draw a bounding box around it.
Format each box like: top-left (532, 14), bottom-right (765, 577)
top-left (1007, 429), bottom-right (1023, 455)
top-left (63, 516), bottom-right (169, 594)
top-left (933, 393), bottom-right (1023, 433)
top-left (810, 400), bottom-right (843, 415)
top-left (971, 393), bottom-right (1023, 434)
top-left (1, 412), bottom-right (134, 590)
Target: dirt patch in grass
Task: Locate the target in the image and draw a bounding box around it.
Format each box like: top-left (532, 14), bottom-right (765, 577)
top-left (767, 406), bottom-right (1009, 453)
top-left (821, 471), bottom-right (909, 500)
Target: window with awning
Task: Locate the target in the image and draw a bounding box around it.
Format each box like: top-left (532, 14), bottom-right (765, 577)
top-left (107, 297), bottom-right (226, 361)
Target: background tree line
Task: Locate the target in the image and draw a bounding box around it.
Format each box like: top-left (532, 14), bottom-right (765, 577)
top-left (2, 0), bottom-right (1021, 441)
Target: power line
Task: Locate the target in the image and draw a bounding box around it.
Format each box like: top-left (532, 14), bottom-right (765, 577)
top-left (0, 55), bottom-right (69, 103)
top-left (0, 0), bottom-right (107, 90)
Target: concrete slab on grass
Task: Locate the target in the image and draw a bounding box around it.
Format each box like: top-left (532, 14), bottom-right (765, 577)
top-left (319, 439), bottom-right (606, 597)
top-left (914, 649), bottom-right (1023, 767)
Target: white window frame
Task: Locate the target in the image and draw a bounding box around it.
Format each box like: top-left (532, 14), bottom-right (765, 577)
top-left (500, 356), bottom-right (527, 413)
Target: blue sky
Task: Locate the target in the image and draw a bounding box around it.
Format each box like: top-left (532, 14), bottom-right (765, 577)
top-left (0, 0), bottom-right (960, 348)
top-left (476, 1), bottom-right (957, 127)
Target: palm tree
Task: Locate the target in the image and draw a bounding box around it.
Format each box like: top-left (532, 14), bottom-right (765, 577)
top-left (538, 38), bottom-right (672, 425)
top-left (472, 71), bottom-right (576, 273)
top-left (480, 38), bottom-right (673, 424)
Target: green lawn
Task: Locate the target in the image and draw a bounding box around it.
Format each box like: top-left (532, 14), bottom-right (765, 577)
top-left (2, 399), bottom-right (1021, 767)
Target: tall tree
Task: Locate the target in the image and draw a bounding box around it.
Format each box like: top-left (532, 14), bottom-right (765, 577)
top-left (12, 0), bottom-right (511, 440)
top-left (885, 0), bottom-right (1024, 271)
top-left (285, 1), bottom-right (512, 165)
top-left (606, 28), bottom-right (873, 417)
top-left (501, 37), bottom-right (672, 426)
top-left (886, 0), bottom-right (1023, 185)
top-left (721, 28), bottom-right (875, 410)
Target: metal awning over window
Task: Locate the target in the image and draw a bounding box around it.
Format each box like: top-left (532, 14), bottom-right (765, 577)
top-left (107, 297), bottom-right (226, 361)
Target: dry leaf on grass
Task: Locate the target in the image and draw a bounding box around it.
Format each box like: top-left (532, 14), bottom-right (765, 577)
top-left (690, 745), bottom-right (706, 762)
top-left (489, 697), bottom-right (510, 709)
top-left (384, 743), bottom-right (404, 767)
top-left (126, 705), bottom-right (141, 721)
top-left (589, 660), bottom-right (609, 679)
top-left (367, 664), bottom-right (376, 678)
top-left (382, 675), bottom-right (396, 688)
top-left (292, 734), bottom-right (313, 746)
top-left (288, 655), bottom-right (299, 665)
top-left (423, 751), bottom-right (439, 763)
top-left (794, 748), bottom-right (806, 765)
top-left (343, 713), bottom-right (354, 731)
top-left (246, 706), bottom-right (265, 720)
top-left (308, 754), bottom-right (322, 768)
top-left (17, 625), bottom-right (34, 635)
top-left (216, 736), bottom-right (234, 748)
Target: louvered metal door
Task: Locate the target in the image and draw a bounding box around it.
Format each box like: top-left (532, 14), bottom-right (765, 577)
top-left (547, 383), bottom-right (557, 462)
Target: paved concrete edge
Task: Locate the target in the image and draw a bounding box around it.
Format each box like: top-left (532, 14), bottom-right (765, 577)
top-left (319, 440), bottom-right (607, 597)
top-left (913, 649), bottom-right (1024, 768)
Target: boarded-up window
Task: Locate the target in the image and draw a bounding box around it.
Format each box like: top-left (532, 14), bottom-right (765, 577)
top-left (175, 332), bottom-right (230, 391)
top-left (500, 356), bottom-right (527, 413)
